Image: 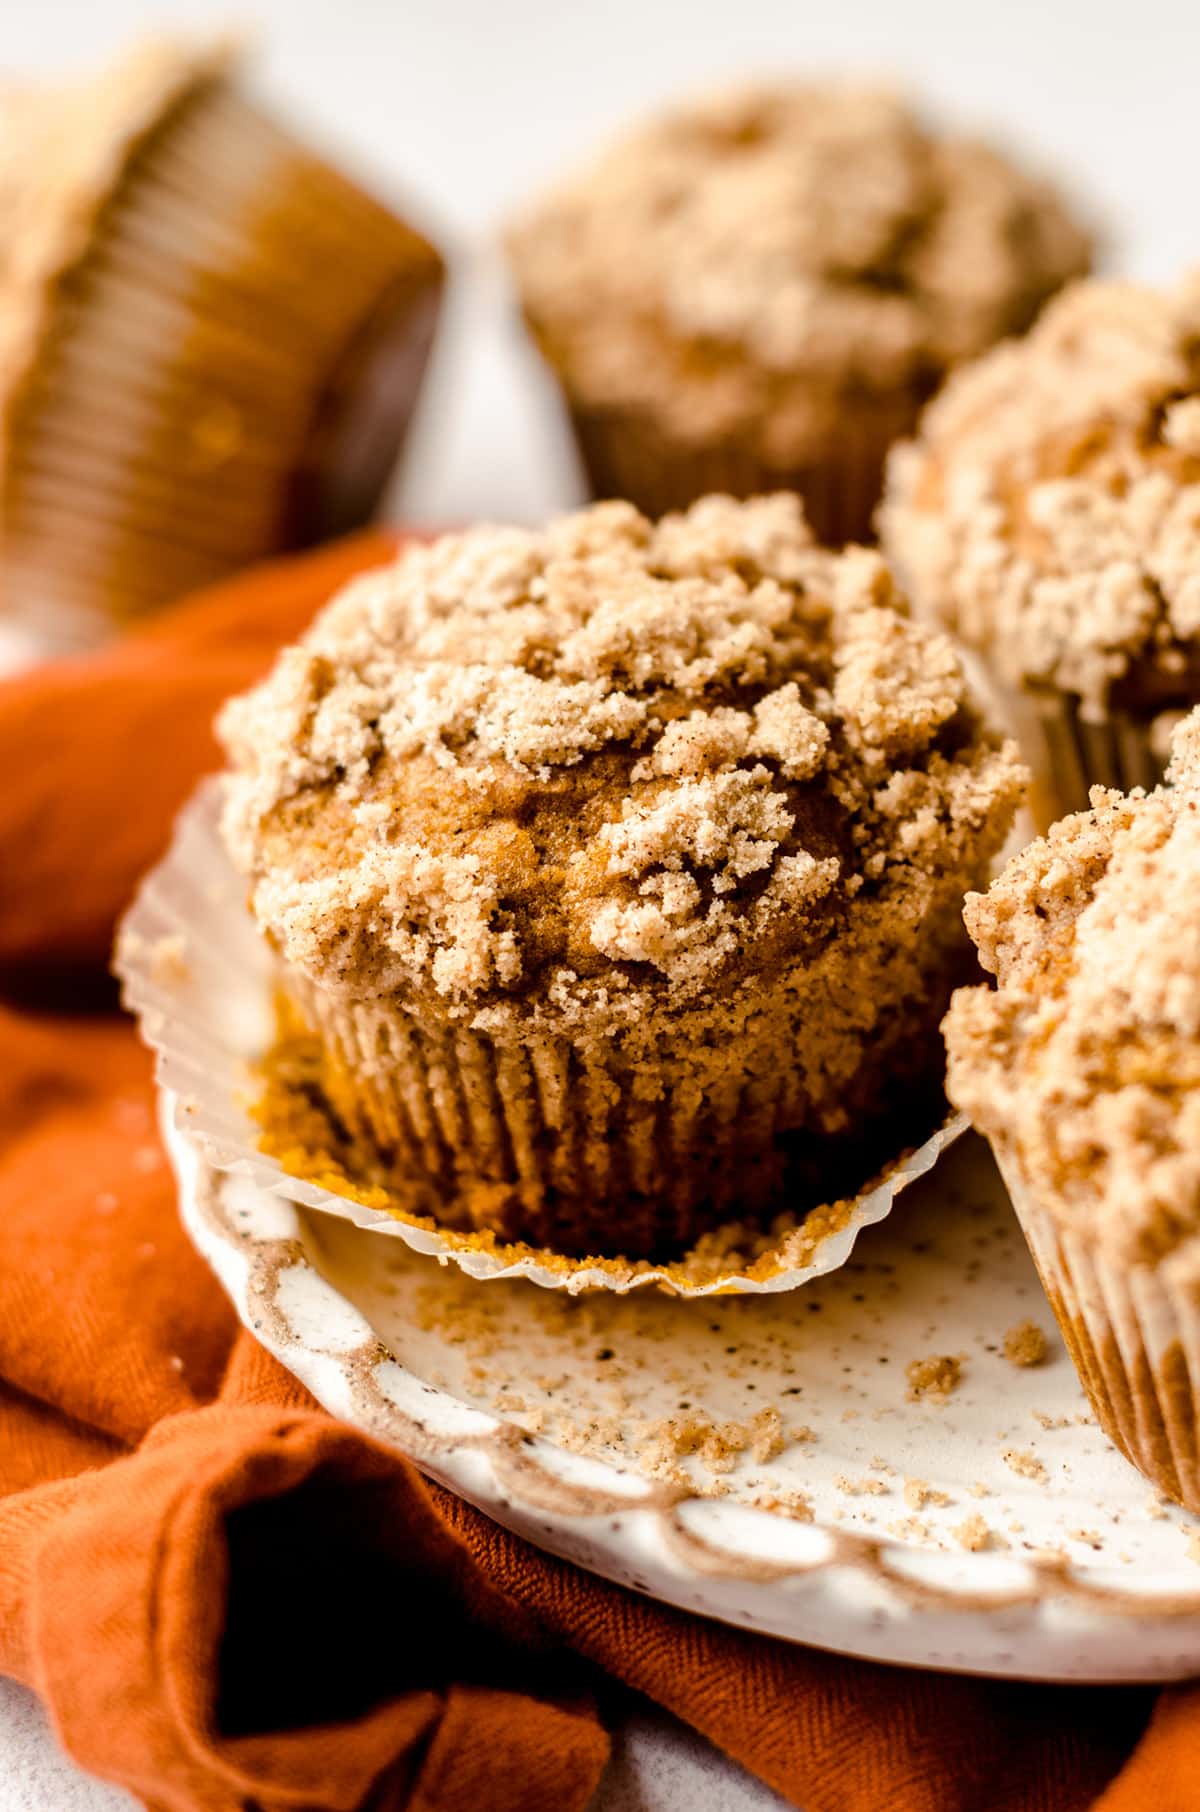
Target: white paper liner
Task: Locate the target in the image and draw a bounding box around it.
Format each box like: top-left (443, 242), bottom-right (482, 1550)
top-left (116, 778), bottom-right (967, 1295)
top-left (991, 684), bottom-right (1168, 831)
top-left (993, 1142), bottom-right (1200, 1512)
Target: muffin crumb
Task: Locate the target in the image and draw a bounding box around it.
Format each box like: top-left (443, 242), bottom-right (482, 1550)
top-left (1004, 1320), bottom-right (1049, 1367)
top-left (751, 1489), bottom-right (814, 1523)
top-left (953, 1513), bottom-right (994, 1552)
top-left (834, 1473), bottom-right (890, 1497)
top-left (906, 1354), bottom-right (963, 1402)
top-left (1002, 1448), bottom-right (1048, 1484)
top-left (904, 1478), bottom-right (951, 1510)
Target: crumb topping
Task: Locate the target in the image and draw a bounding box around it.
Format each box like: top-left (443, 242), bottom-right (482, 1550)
top-left (883, 275), bottom-right (1200, 710)
top-left (945, 710), bottom-right (1200, 1262)
top-left (508, 82), bottom-right (1090, 459)
top-left (220, 495), bottom-right (1024, 1023)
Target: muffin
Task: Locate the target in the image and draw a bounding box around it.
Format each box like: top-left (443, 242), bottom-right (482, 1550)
top-left (882, 275), bottom-right (1200, 826)
top-left (945, 710), bottom-right (1200, 1510)
top-left (506, 82), bottom-right (1091, 546)
top-left (0, 36), bottom-right (444, 644)
top-left (218, 495), bottom-right (1024, 1260)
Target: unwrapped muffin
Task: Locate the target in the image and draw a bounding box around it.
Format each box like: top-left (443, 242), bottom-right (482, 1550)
top-left (882, 275), bottom-right (1200, 824)
top-left (507, 83), bottom-right (1091, 545)
top-left (219, 495), bottom-right (1024, 1259)
top-left (0, 37), bottom-right (444, 643)
top-left (945, 710), bottom-right (1200, 1509)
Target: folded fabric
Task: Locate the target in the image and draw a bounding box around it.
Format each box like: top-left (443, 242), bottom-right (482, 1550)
top-left (0, 534), bottom-right (1191, 1812)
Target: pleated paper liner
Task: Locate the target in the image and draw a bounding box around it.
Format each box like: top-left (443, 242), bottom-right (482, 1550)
top-left (996, 679), bottom-right (1195, 830)
top-left (115, 779), bottom-right (966, 1298)
top-left (562, 389), bottom-right (926, 546)
top-left (3, 45), bottom-right (443, 644)
top-left (994, 1143), bottom-right (1200, 1513)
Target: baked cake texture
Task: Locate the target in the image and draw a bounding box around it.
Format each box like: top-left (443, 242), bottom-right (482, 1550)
top-left (220, 494), bottom-right (1024, 1257)
top-left (508, 82), bottom-right (1091, 542)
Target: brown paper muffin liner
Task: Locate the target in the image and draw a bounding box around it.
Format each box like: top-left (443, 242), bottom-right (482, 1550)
top-left (275, 969), bottom-right (951, 1262)
top-left (564, 392), bottom-right (925, 546)
top-left (997, 682), bottom-right (1176, 829)
top-left (5, 71), bottom-right (442, 643)
top-left (994, 1143), bottom-right (1200, 1512)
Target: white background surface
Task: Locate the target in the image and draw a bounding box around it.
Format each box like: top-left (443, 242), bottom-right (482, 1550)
top-left (2, 0), bottom-right (1196, 1805)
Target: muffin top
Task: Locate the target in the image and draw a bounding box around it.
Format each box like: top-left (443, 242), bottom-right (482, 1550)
top-left (945, 710), bottom-right (1200, 1265)
top-left (219, 496), bottom-right (1022, 1031)
top-left (0, 38), bottom-right (231, 424)
top-left (507, 83), bottom-right (1090, 460)
top-left (883, 275), bottom-right (1200, 714)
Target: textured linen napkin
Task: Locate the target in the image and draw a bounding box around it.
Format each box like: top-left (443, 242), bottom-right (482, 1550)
top-left (0, 534), bottom-right (1189, 1812)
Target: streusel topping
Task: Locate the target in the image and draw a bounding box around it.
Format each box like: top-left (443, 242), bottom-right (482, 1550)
top-left (219, 495), bottom-right (1023, 1020)
top-left (508, 83), bottom-right (1090, 457)
top-left (945, 709), bottom-right (1200, 1263)
top-left (883, 275), bottom-right (1200, 712)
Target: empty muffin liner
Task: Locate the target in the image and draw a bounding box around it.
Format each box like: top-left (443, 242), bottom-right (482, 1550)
top-left (563, 392), bottom-right (925, 547)
top-left (4, 52), bottom-right (443, 643)
top-left (995, 1143), bottom-right (1200, 1513)
top-left (116, 779), bottom-right (966, 1297)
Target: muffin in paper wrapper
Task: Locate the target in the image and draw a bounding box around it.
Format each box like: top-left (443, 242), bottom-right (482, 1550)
top-left (116, 780), bottom-right (965, 1298)
top-left (0, 37), bottom-right (443, 644)
top-left (993, 1142), bottom-right (1200, 1513)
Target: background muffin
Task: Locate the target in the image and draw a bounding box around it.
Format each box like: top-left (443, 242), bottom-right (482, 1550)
top-left (0, 36), bottom-right (443, 644)
top-left (945, 710), bottom-right (1200, 1509)
top-left (507, 82), bottom-right (1091, 546)
top-left (882, 275), bottom-right (1200, 825)
top-left (219, 494), bottom-right (1023, 1260)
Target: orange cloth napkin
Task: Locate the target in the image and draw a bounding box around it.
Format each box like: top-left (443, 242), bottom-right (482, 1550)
top-left (0, 534), bottom-right (1194, 1812)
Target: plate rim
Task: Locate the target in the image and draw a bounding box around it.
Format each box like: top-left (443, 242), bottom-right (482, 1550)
top-left (164, 1091), bottom-right (1200, 1683)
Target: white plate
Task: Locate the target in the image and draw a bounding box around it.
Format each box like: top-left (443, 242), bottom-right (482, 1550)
top-left (166, 1092), bottom-right (1200, 1683)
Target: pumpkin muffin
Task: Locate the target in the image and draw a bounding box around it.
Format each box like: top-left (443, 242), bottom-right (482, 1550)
top-left (0, 36), bottom-right (443, 643)
top-left (218, 494), bottom-right (1024, 1259)
top-left (882, 275), bottom-right (1200, 824)
top-left (945, 709), bottom-right (1200, 1510)
top-left (507, 82), bottom-right (1091, 546)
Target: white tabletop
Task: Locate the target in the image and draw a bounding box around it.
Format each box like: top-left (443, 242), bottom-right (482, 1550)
top-left (0, 0), bottom-right (1191, 1802)
top-left (0, 1678), bottom-right (790, 1812)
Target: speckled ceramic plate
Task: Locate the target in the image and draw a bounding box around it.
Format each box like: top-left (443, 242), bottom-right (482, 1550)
top-left (167, 1093), bottom-right (1200, 1683)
